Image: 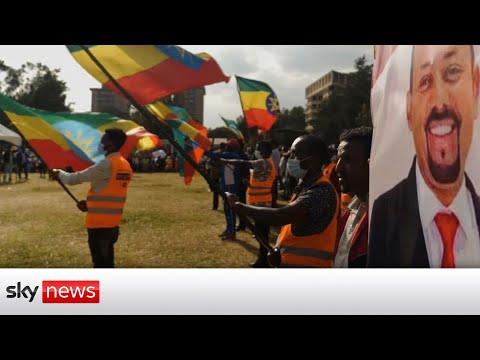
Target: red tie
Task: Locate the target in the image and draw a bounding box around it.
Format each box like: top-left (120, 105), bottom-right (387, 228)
top-left (434, 212), bottom-right (459, 268)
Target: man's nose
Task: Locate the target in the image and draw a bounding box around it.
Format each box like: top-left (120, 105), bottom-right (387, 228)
top-left (432, 77), bottom-right (449, 110)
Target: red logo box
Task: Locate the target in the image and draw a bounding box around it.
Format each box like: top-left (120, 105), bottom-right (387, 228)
top-left (42, 281), bottom-right (100, 303)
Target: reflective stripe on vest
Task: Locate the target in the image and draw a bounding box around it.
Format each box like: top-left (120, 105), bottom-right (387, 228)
top-left (247, 157), bottom-right (276, 205)
top-left (86, 154), bottom-right (132, 229)
top-left (276, 168), bottom-right (340, 268)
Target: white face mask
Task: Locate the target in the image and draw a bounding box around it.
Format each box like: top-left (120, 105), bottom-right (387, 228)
top-left (254, 150), bottom-right (262, 159)
top-left (287, 155), bottom-right (312, 179)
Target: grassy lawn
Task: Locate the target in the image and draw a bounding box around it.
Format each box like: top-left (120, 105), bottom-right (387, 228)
top-left (0, 172), bottom-right (277, 268)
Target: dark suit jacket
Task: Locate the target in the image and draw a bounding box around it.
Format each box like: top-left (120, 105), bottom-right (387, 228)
top-left (368, 158), bottom-right (480, 267)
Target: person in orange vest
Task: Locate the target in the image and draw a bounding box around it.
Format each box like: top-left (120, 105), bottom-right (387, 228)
top-left (50, 128), bottom-right (133, 268)
top-left (334, 127), bottom-right (372, 268)
top-left (221, 141), bottom-right (276, 267)
top-left (226, 135), bottom-right (340, 267)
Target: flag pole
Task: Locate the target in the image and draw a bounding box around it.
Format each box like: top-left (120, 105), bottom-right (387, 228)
top-left (79, 46), bottom-right (280, 267)
top-left (0, 109), bottom-right (79, 203)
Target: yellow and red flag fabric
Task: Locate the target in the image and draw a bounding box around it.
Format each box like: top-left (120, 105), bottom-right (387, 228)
top-left (147, 101), bottom-right (211, 150)
top-left (147, 102), bottom-right (208, 185)
top-left (236, 75), bottom-right (280, 132)
top-left (67, 45), bottom-right (230, 105)
top-left (0, 94), bottom-right (159, 171)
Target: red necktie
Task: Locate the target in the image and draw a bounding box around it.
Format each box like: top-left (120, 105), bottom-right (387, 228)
top-left (434, 212), bottom-right (459, 268)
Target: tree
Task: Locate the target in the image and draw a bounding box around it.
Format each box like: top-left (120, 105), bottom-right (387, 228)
top-left (208, 127), bottom-right (235, 139)
top-left (0, 61), bottom-right (72, 112)
top-left (272, 106), bottom-right (306, 132)
top-left (312, 55), bottom-right (373, 144)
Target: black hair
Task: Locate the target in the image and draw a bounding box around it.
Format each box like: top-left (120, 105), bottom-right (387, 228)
top-left (298, 135), bottom-right (329, 166)
top-left (105, 128), bottom-right (127, 151)
top-left (257, 141), bottom-right (272, 156)
top-left (339, 126), bottom-right (373, 159)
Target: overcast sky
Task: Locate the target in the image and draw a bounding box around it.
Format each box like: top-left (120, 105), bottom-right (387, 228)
top-left (0, 45), bottom-right (372, 128)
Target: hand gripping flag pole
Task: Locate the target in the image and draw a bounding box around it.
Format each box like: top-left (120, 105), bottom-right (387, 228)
top-left (79, 45), bottom-right (281, 267)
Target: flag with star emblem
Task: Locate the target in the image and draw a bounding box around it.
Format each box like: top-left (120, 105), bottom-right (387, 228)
top-left (0, 94), bottom-right (159, 171)
top-left (67, 45), bottom-right (230, 105)
top-left (236, 75), bottom-right (280, 132)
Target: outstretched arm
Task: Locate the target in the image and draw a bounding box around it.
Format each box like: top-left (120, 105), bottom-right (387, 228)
top-left (226, 193), bottom-right (308, 227)
top-left (221, 159), bottom-right (253, 168)
top-left (50, 159), bottom-right (111, 186)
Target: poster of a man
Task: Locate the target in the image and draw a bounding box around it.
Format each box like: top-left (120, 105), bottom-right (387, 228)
top-left (369, 45), bottom-right (480, 268)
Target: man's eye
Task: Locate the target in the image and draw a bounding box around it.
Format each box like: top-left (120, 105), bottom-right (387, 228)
top-left (419, 75), bottom-right (432, 92)
top-left (445, 64), bottom-right (463, 82)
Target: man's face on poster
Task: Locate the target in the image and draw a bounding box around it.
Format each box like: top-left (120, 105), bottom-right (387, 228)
top-left (407, 45), bottom-right (479, 196)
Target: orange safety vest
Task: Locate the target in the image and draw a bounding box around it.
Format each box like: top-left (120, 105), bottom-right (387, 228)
top-left (276, 169), bottom-right (340, 267)
top-left (247, 157), bottom-right (276, 205)
top-left (86, 154), bottom-right (133, 229)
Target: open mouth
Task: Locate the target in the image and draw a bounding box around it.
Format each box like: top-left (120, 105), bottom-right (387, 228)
top-left (425, 113), bottom-right (461, 184)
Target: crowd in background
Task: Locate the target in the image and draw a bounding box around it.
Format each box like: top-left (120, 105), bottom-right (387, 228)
top-left (0, 142), bottom-right (47, 183)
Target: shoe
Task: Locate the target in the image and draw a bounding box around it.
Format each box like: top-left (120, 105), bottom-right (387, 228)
top-left (235, 225), bottom-right (246, 231)
top-left (211, 207), bottom-right (218, 211)
top-left (221, 234), bottom-right (236, 241)
top-left (218, 230), bottom-right (228, 237)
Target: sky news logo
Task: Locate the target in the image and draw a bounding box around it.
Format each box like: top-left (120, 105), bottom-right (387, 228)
top-left (4, 281), bottom-right (100, 303)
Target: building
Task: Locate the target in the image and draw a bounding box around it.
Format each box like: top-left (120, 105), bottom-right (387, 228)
top-left (305, 71), bottom-right (351, 132)
top-left (91, 87), bottom-right (131, 119)
top-left (173, 87), bottom-right (206, 125)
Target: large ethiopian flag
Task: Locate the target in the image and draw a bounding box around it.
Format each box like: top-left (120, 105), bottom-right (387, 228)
top-left (0, 94), bottom-right (159, 171)
top-left (236, 76), bottom-right (279, 132)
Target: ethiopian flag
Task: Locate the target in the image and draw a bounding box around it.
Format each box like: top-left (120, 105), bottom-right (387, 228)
top-left (148, 102), bottom-right (208, 186)
top-left (147, 101), bottom-right (211, 150)
top-left (0, 94), bottom-right (159, 171)
top-left (236, 75), bottom-right (280, 132)
top-left (67, 45), bottom-right (230, 105)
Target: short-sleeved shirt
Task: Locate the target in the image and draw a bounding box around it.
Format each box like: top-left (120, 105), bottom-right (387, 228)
top-left (291, 175), bottom-right (337, 237)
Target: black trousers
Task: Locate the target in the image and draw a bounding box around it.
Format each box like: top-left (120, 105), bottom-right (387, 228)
top-left (211, 178), bottom-right (220, 210)
top-left (255, 221), bottom-right (270, 264)
top-left (87, 227), bottom-right (120, 268)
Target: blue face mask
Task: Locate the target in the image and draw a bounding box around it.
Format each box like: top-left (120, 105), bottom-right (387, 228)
top-left (98, 142), bottom-right (107, 156)
top-left (287, 156), bottom-right (311, 179)
top-left (254, 150), bottom-right (262, 159)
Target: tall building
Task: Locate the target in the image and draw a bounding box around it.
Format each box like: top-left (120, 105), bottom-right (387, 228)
top-left (91, 87), bottom-right (131, 119)
top-left (305, 71), bottom-right (351, 132)
top-left (173, 87), bottom-right (206, 125)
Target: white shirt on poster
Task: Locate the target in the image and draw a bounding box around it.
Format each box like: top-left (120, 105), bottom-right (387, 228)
top-left (416, 161), bottom-right (480, 267)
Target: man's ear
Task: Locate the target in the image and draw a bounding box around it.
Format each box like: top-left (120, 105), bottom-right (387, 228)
top-left (407, 90), bottom-right (413, 131)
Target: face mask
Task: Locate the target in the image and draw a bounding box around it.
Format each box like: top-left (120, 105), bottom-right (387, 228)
top-left (98, 142), bottom-right (107, 156)
top-left (254, 150), bottom-right (262, 159)
top-left (287, 156), bottom-right (311, 179)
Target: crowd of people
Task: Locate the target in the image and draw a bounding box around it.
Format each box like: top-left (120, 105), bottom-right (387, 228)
top-left (2, 126), bottom-right (373, 270)
top-left (0, 144), bottom-right (47, 183)
top-left (202, 127), bottom-right (372, 269)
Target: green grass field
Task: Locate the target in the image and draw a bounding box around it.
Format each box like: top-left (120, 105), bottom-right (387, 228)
top-left (0, 172), bottom-right (276, 268)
